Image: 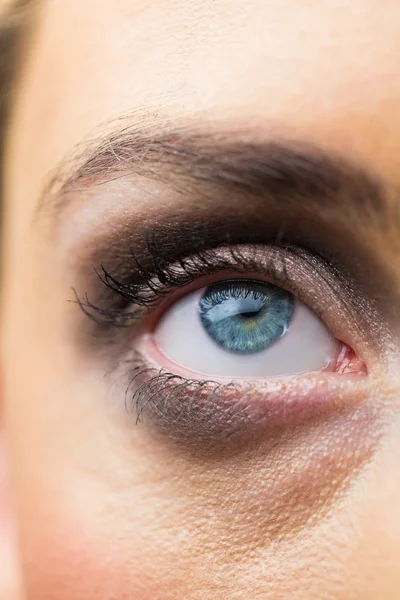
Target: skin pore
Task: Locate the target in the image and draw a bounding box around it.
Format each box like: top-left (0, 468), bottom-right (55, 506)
top-left (1, 0), bottom-right (400, 598)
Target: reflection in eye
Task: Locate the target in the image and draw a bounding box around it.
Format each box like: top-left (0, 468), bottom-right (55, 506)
top-left (153, 279), bottom-right (340, 378)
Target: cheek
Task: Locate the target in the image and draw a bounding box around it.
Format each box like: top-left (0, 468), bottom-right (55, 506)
top-left (17, 403), bottom-right (387, 600)
top-left (6, 329), bottom-right (399, 599)
top-left (4, 382), bottom-right (177, 599)
top-left (21, 494), bottom-right (169, 600)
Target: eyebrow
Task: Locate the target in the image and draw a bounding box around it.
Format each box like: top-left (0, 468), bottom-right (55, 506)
top-left (40, 122), bottom-right (389, 227)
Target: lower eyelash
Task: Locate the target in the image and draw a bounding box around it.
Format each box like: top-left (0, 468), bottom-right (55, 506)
top-left (115, 346), bottom-right (366, 441)
top-left (121, 356), bottom-right (262, 447)
top-left (111, 350), bottom-right (367, 449)
top-left (121, 352), bottom-right (223, 424)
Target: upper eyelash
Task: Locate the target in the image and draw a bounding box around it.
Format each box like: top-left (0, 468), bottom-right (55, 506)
top-left (101, 244), bottom-right (274, 304)
top-left (74, 244), bottom-right (284, 326)
top-left (74, 237), bottom-right (351, 347)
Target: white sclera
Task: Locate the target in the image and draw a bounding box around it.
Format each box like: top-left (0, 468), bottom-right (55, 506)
top-left (154, 288), bottom-right (340, 378)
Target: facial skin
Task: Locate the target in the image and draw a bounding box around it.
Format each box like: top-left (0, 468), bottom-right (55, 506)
top-left (2, 0), bottom-right (400, 598)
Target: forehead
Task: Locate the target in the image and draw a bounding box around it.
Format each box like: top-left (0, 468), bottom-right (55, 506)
top-left (6, 0), bottom-right (400, 219)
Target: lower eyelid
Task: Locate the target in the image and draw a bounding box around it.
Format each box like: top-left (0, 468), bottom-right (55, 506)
top-left (120, 349), bottom-right (369, 448)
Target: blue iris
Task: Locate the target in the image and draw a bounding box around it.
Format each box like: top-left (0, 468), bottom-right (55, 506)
top-left (199, 280), bottom-right (295, 354)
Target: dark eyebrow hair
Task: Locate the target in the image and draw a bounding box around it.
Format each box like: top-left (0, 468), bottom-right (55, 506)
top-left (40, 122), bottom-right (389, 227)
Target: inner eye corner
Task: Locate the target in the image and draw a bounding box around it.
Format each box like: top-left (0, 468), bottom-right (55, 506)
top-left (335, 343), bottom-right (368, 376)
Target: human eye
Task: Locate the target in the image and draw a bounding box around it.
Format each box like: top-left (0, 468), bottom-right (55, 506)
top-left (153, 278), bottom-right (340, 378)
top-left (76, 240), bottom-right (369, 444)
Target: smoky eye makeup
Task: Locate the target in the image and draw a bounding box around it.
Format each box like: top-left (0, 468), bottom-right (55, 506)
top-left (39, 131), bottom-right (396, 458)
top-left (56, 135), bottom-right (397, 446)
top-left (67, 220), bottom-right (387, 447)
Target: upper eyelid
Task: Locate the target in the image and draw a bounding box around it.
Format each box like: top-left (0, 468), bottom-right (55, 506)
top-left (59, 162), bottom-right (398, 340)
top-left (75, 242), bottom-right (369, 355)
top-left (81, 243), bottom-right (328, 314)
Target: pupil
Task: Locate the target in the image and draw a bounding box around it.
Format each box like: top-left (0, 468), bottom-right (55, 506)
top-left (240, 309), bottom-right (260, 318)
